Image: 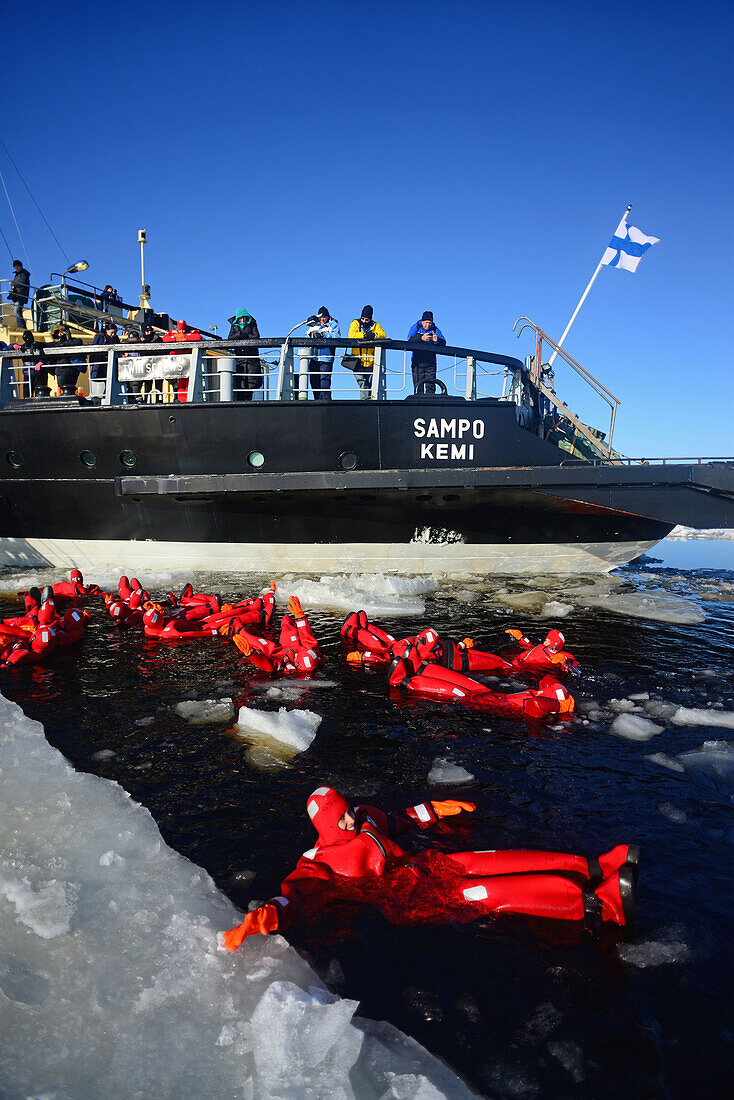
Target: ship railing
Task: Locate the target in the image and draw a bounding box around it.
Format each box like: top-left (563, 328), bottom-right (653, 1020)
top-left (0, 336), bottom-right (527, 408)
top-left (559, 456), bottom-right (734, 467)
top-left (512, 316), bottom-right (621, 459)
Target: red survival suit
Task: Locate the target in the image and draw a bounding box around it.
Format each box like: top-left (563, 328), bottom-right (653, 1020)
top-left (228, 596), bottom-right (323, 675)
top-left (162, 320), bottom-right (202, 402)
top-left (506, 629), bottom-right (578, 677)
top-left (222, 787), bottom-right (638, 950)
top-left (341, 613), bottom-right (511, 674)
top-left (387, 644), bottom-right (574, 719)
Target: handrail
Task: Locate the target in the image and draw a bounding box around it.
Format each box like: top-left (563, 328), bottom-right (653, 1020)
top-left (513, 315), bottom-right (621, 459)
top-left (0, 336), bottom-right (525, 367)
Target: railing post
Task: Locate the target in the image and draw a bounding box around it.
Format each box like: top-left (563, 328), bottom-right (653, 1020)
top-left (102, 349), bottom-right (124, 406)
top-left (0, 356), bottom-right (14, 406)
top-left (465, 355), bottom-right (476, 401)
top-left (371, 344), bottom-right (386, 400)
top-left (276, 343), bottom-right (295, 401)
top-left (217, 356), bottom-right (235, 402)
top-left (296, 347), bottom-right (310, 400)
top-left (186, 346), bottom-right (204, 402)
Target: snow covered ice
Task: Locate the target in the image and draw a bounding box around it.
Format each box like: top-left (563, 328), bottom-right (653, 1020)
top-left (279, 573), bottom-right (438, 617)
top-left (427, 758), bottom-right (475, 786)
top-left (609, 714), bottom-right (664, 741)
top-left (235, 705), bottom-right (322, 753)
top-left (670, 707), bottom-right (734, 730)
top-left (175, 699), bottom-right (236, 724)
top-left (0, 691), bottom-right (474, 1099)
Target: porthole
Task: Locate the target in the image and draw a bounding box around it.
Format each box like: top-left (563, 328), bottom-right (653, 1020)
top-left (442, 493), bottom-right (459, 502)
top-left (338, 451), bottom-right (358, 471)
top-left (6, 450), bottom-right (22, 468)
top-left (79, 449), bottom-right (97, 468)
top-left (414, 494), bottom-right (433, 502)
top-left (119, 449), bottom-right (137, 468)
top-left (247, 450), bottom-right (265, 469)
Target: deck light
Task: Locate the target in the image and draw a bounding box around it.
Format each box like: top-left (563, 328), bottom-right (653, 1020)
top-left (65, 261), bottom-right (89, 273)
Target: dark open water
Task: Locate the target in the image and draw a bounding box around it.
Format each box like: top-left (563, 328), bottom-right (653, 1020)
top-left (1, 537), bottom-right (733, 1098)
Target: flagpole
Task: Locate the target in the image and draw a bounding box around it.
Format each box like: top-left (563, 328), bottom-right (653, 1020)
top-left (547, 204), bottom-right (632, 367)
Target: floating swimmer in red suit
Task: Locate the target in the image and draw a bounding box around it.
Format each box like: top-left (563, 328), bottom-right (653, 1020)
top-left (228, 596), bottom-right (323, 675)
top-left (413, 627), bottom-right (511, 674)
top-left (387, 644), bottom-right (574, 719)
top-left (505, 628), bottom-right (578, 677)
top-left (341, 613), bottom-right (511, 674)
top-left (162, 320), bottom-right (202, 402)
top-left (221, 786), bottom-right (639, 951)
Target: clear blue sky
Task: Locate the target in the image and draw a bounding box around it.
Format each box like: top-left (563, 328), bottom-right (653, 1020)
top-left (2, 0), bottom-right (731, 456)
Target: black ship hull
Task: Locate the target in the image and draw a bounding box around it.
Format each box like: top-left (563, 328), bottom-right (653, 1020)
top-left (0, 398), bottom-right (731, 574)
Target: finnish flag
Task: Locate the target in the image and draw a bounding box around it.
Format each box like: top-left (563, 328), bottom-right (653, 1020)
top-left (602, 218), bottom-right (659, 273)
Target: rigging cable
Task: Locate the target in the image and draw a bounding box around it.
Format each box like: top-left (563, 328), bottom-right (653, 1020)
top-left (0, 219), bottom-right (15, 262)
top-left (0, 136), bottom-right (71, 268)
top-left (0, 165), bottom-right (30, 269)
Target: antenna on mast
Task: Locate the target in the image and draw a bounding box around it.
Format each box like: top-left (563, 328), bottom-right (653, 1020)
top-left (138, 229), bottom-right (150, 313)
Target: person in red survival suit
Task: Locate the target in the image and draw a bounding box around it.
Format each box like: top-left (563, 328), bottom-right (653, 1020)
top-left (341, 613), bottom-right (512, 674)
top-left (505, 628), bottom-right (578, 677)
top-left (387, 644), bottom-right (574, 719)
top-left (228, 596), bottom-right (323, 675)
top-left (161, 320), bottom-right (202, 402)
top-left (221, 787), bottom-right (639, 951)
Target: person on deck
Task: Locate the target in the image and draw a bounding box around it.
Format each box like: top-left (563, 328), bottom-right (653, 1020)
top-left (8, 260), bottom-right (30, 328)
top-left (306, 307), bottom-right (340, 401)
top-left (226, 308), bottom-right (262, 400)
top-left (221, 787), bottom-right (639, 951)
top-left (407, 311), bottom-right (446, 395)
top-left (346, 306), bottom-right (386, 399)
top-left (89, 320), bottom-right (120, 385)
top-left (162, 320), bottom-right (202, 402)
top-left (139, 321), bottom-right (162, 402)
top-left (47, 325), bottom-right (85, 396)
top-left (12, 329), bottom-right (49, 397)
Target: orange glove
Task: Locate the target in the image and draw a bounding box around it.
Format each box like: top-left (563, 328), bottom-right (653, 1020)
top-left (222, 904), bottom-right (279, 952)
top-left (431, 800), bottom-right (476, 818)
top-left (269, 581), bottom-right (277, 592)
top-left (460, 637), bottom-right (474, 649)
top-left (233, 635), bottom-right (252, 657)
top-left (287, 596), bottom-right (303, 618)
top-left (505, 628), bottom-right (525, 642)
top-left (346, 650), bottom-right (364, 666)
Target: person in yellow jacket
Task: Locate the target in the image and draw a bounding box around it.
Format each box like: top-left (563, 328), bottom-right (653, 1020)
top-left (347, 306), bottom-right (386, 399)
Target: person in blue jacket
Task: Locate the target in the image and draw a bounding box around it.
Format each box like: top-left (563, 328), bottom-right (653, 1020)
top-left (407, 311), bottom-right (446, 394)
top-left (306, 307), bottom-right (340, 400)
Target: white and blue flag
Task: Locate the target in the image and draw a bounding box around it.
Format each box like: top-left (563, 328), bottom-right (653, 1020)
top-left (602, 218), bottom-right (659, 273)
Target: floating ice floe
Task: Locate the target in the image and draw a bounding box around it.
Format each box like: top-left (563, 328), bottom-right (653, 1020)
top-left (617, 932), bottom-right (691, 967)
top-left (670, 707), bottom-right (734, 730)
top-left (427, 757), bottom-right (475, 786)
top-left (174, 699), bottom-right (236, 724)
top-left (540, 600), bottom-right (573, 618)
top-left (658, 802), bottom-right (688, 823)
top-left (0, 691), bottom-right (473, 1099)
top-left (235, 706), bottom-right (322, 753)
top-left (676, 740), bottom-right (734, 780)
top-left (578, 589), bottom-right (705, 625)
top-left (282, 573), bottom-right (437, 618)
top-left (667, 526), bottom-right (734, 541)
top-left (645, 752), bottom-right (686, 773)
top-left (609, 714), bottom-right (664, 741)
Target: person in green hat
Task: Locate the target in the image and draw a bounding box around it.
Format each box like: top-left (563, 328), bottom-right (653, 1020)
top-left (227, 308), bottom-right (262, 400)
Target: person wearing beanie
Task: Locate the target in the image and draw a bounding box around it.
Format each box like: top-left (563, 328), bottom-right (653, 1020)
top-left (306, 306), bottom-right (341, 401)
top-left (407, 311), bottom-right (446, 394)
top-left (346, 305), bottom-right (387, 400)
